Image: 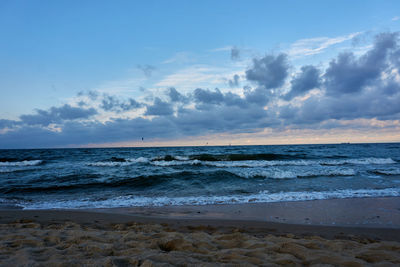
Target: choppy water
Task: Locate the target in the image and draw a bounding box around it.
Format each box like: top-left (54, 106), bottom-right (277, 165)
top-left (1, 143), bottom-right (400, 209)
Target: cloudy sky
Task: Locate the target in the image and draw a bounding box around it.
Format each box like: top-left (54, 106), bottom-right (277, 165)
top-left (1, 0), bottom-right (400, 148)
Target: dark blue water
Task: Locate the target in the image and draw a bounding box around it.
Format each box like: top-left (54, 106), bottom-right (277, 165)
top-left (1, 143), bottom-right (400, 209)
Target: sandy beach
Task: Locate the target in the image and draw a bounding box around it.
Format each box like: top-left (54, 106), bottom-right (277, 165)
top-left (0, 197), bottom-right (399, 266)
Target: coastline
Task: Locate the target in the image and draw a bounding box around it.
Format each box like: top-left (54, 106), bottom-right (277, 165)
top-left (1, 197), bottom-right (400, 265)
top-left (1, 197), bottom-right (400, 240)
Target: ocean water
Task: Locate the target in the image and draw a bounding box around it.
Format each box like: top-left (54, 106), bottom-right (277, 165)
top-left (1, 143), bottom-right (400, 210)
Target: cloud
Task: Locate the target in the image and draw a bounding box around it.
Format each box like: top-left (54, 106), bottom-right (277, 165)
top-left (245, 53), bottom-right (289, 89)
top-left (155, 65), bottom-right (229, 89)
top-left (166, 87), bottom-right (188, 103)
top-left (145, 97), bottom-right (174, 116)
top-left (162, 52), bottom-right (192, 64)
top-left (137, 64), bottom-right (156, 77)
top-left (283, 65), bottom-right (321, 100)
top-left (1, 31), bottom-right (400, 148)
top-left (209, 46), bottom-right (232, 52)
top-left (228, 74), bottom-right (240, 87)
top-left (324, 32), bottom-right (398, 96)
top-left (279, 84), bottom-right (400, 126)
top-left (392, 16), bottom-right (400, 21)
top-left (231, 46), bottom-right (240, 60)
top-left (101, 95), bottom-right (142, 112)
top-left (77, 90), bottom-right (99, 100)
top-left (288, 32), bottom-right (360, 57)
top-left (278, 32), bottom-right (400, 126)
top-left (19, 104), bottom-right (97, 126)
top-left (194, 88), bottom-right (224, 105)
top-left (244, 87), bottom-right (270, 106)
top-left (391, 45), bottom-right (400, 69)
top-left (0, 119), bottom-right (19, 129)
top-left (192, 87), bottom-right (250, 109)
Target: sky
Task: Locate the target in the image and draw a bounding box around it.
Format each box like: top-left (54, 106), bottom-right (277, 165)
top-left (1, 0), bottom-right (400, 148)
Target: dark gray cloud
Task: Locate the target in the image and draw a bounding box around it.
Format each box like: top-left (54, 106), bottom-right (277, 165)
top-left (246, 53), bottom-right (289, 89)
top-left (167, 87), bottom-right (188, 103)
top-left (324, 32), bottom-right (398, 96)
top-left (278, 78), bottom-right (400, 126)
top-left (193, 88), bottom-right (249, 108)
top-left (391, 46), bottom-right (400, 69)
top-left (231, 46), bottom-right (240, 60)
top-left (223, 92), bottom-right (249, 108)
top-left (283, 65), bottom-right (321, 100)
top-left (101, 95), bottom-right (142, 112)
top-left (145, 97), bottom-right (174, 116)
top-left (194, 88), bottom-right (224, 105)
top-left (381, 78), bottom-right (400, 96)
top-left (137, 64), bottom-right (156, 77)
top-left (244, 86), bottom-right (270, 106)
top-left (0, 119), bottom-right (19, 129)
top-left (228, 74), bottom-right (240, 87)
top-left (275, 32), bottom-right (400, 128)
top-left (19, 104), bottom-right (97, 126)
top-left (0, 104), bottom-right (272, 148)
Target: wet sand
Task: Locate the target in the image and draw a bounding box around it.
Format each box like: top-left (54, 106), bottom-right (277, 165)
top-left (1, 197), bottom-right (400, 266)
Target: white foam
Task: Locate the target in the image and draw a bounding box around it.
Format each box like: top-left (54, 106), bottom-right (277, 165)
top-left (129, 157), bottom-right (150, 163)
top-left (0, 160), bottom-right (42, 167)
top-left (151, 160), bottom-right (201, 166)
top-left (21, 187), bottom-right (400, 209)
top-left (87, 157), bottom-right (149, 167)
top-left (326, 158), bottom-right (397, 165)
top-left (87, 161), bottom-right (134, 167)
top-left (144, 157), bottom-right (396, 168)
top-left (230, 167), bottom-right (356, 179)
top-left (175, 156), bottom-right (190, 161)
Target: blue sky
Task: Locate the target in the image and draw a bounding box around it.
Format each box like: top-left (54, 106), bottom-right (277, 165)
top-left (1, 0), bottom-right (400, 148)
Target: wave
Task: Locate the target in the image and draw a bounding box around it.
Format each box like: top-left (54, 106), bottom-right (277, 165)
top-left (188, 153), bottom-right (307, 161)
top-left (321, 158), bottom-right (396, 165)
top-left (20, 188), bottom-right (400, 209)
top-left (1, 166), bottom-right (358, 195)
top-left (150, 153), bottom-right (308, 162)
top-left (151, 160), bottom-right (201, 166)
top-left (149, 157), bottom-right (396, 168)
top-left (229, 167), bottom-right (356, 179)
top-left (372, 169), bottom-right (400, 175)
top-left (0, 160), bottom-right (43, 167)
top-left (87, 157), bottom-right (149, 167)
top-left (86, 153), bottom-right (396, 168)
top-left (0, 170), bottom-right (216, 194)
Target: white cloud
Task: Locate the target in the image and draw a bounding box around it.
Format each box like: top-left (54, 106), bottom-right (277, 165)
top-left (162, 52), bottom-right (193, 64)
top-left (287, 32), bottom-right (361, 57)
top-left (392, 16), bottom-right (400, 21)
top-left (209, 46), bottom-right (233, 52)
top-left (155, 65), bottom-right (239, 90)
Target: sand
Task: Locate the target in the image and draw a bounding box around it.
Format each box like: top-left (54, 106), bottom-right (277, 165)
top-left (0, 197), bottom-right (400, 266)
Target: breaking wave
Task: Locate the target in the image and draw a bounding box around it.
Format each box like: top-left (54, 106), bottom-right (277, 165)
top-left (229, 167), bottom-right (356, 179)
top-left (0, 160), bottom-right (43, 167)
top-left (149, 157), bottom-right (396, 168)
top-left (20, 188), bottom-right (400, 209)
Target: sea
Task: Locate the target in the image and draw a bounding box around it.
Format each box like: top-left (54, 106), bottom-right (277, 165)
top-left (1, 143), bottom-right (400, 210)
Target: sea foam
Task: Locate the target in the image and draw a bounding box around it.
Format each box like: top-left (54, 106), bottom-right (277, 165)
top-left (0, 160), bottom-right (43, 167)
top-left (20, 187), bottom-right (400, 209)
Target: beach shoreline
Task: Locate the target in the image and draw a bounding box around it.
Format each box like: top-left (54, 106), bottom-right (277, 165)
top-left (1, 197), bottom-right (400, 239)
top-left (1, 197), bottom-right (400, 265)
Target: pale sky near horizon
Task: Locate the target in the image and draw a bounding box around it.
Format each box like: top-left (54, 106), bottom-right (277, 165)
top-left (1, 0), bottom-right (400, 148)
